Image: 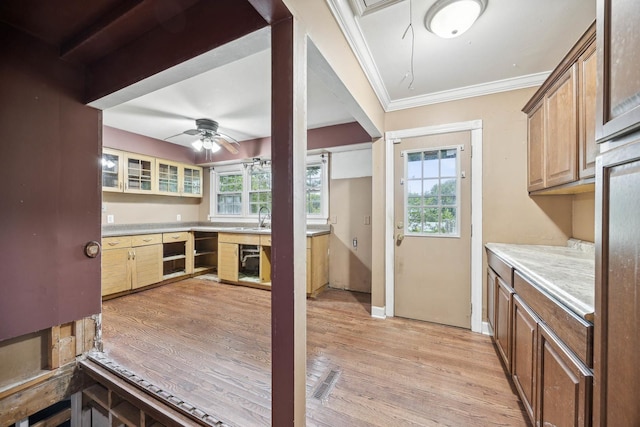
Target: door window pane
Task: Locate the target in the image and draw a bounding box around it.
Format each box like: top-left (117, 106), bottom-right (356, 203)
top-left (404, 147), bottom-right (460, 237)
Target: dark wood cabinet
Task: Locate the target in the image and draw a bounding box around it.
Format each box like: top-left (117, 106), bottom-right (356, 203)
top-left (512, 295), bottom-right (538, 424)
top-left (523, 23), bottom-right (596, 193)
top-left (538, 322), bottom-right (593, 427)
top-left (594, 139), bottom-right (640, 426)
top-left (578, 41), bottom-right (598, 179)
top-left (595, 0), bottom-right (640, 142)
top-left (487, 268), bottom-right (497, 333)
top-left (494, 277), bottom-right (514, 372)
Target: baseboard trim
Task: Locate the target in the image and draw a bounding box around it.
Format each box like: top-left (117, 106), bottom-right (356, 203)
top-left (481, 321), bottom-right (493, 336)
top-left (371, 306), bottom-right (386, 319)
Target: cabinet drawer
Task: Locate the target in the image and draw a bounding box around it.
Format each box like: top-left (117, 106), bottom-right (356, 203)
top-left (131, 234), bottom-right (162, 247)
top-left (260, 235), bottom-right (272, 246)
top-left (514, 271), bottom-right (593, 367)
top-left (218, 233), bottom-right (260, 245)
top-left (487, 249), bottom-right (513, 286)
top-left (102, 236), bottom-right (132, 250)
top-left (163, 231), bottom-right (190, 243)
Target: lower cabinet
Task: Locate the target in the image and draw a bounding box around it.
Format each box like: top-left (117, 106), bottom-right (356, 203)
top-left (494, 277), bottom-right (514, 371)
top-left (101, 234), bottom-right (162, 297)
top-left (218, 242), bottom-right (240, 283)
top-left (487, 249), bottom-right (593, 427)
top-left (512, 295), bottom-right (539, 424)
top-left (537, 322), bottom-right (592, 427)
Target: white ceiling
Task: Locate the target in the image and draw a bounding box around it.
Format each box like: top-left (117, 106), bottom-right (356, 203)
top-left (103, 0), bottom-right (596, 147)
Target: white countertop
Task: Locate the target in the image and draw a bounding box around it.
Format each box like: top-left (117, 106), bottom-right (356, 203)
top-left (486, 242), bottom-right (595, 322)
top-left (102, 222), bottom-right (330, 237)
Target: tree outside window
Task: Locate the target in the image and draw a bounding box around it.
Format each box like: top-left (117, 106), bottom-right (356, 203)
top-left (306, 165), bottom-right (322, 215)
top-left (249, 169), bottom-right (272, 214)
top-left (217, 173), bottom-right (243, 215)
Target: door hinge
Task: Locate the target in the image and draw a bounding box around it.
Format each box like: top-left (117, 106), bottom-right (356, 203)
top-left (391, 138), bottom-right (402, 144)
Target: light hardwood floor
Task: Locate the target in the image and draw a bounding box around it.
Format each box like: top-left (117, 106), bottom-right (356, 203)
top-left (101, 278), bottom-right (528, 426)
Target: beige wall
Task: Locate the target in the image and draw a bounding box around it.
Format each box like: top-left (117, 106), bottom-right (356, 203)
top-left (572, 192), bottom-right (595, 242)
top-left (329, 177), bottom-right (372, 293)
top-left (381, 87), bottom-right (587, 318)
top-left (102, 193), bottom-right (203, 225)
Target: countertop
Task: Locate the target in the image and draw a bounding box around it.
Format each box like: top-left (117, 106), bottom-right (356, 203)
top-left (486, 241), bottom-right (594, 322)
top-left (102, 221), bottom-right (331, 237)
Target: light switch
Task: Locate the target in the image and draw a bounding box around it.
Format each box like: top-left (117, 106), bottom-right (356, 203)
top-left (176, 214), bottom-right (182, 221)
top-left (364, 215), bottom-right (371, 225)
top-left (330, 216), bottom-right (338, 224)
top-left (107, 215), bottom-right (114, 224)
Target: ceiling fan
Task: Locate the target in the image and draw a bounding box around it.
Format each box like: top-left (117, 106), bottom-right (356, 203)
top-left (165, 118), bottom-right (240, 155)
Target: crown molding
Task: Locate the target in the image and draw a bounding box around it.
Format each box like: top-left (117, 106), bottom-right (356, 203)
top-left (326, 0), bottom-right (550, 113)
top-left (386, 71), bottom-right (550, 111)
top-left (325, 0), bottom-right (391, 109)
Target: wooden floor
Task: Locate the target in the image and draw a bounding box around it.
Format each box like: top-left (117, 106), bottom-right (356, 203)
top-left (101, 278), bottom-right (528, 426)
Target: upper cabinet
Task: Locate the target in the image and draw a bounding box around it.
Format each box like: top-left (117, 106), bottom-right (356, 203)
top-left (596, 0), bottom-right (640, 143)
top-left (523, 23), bottom-right (596, 193)
top-left (102, 148), bottom-right (202, 198)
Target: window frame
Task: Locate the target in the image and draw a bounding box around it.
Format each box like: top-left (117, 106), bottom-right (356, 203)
top-left (403, 145), bottom-right (462, 238)
top-left (209, 155), bottom-right (329, 224)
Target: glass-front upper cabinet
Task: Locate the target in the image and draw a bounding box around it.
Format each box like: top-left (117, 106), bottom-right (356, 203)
top-left (156, 160), bottom-right (180, 196)
top-left (101, 148), bottom-right (124, 192)
top-left (183, 166), bottom-right (203, 197)
top-left (124, 153), bottom-right (155, 194)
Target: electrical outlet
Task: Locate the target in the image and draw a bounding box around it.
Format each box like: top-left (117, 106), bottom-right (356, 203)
top-left (330, 216), bottom-right (337, 224)
top-left (176, 214), bottom-right (182, 221)
top-left (364, 215), bottom-right (371, 225)
top-left (107, 215), bottom-right (114, 224)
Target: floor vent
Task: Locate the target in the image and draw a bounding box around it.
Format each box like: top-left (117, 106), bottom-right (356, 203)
top-left (313, 369), bottom-right (341, 402)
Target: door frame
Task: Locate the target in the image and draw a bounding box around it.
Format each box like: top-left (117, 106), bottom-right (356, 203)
top-left (383, 120), bottom-right (484, 333)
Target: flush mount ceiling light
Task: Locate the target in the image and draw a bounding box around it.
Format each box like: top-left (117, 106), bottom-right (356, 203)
top-left (425, 0), bottom-right (487, 39)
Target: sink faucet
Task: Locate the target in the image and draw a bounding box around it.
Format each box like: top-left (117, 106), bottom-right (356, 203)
top-left (258, 206), bottom-right (271, 228)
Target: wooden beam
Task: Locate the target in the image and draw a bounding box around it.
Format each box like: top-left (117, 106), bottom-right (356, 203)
top-left (0, 363), bottom-right (88, 426)
top-left (247, 0), bottom-right (291, 24)
top-left (270, 15), bottom-right (307, 426)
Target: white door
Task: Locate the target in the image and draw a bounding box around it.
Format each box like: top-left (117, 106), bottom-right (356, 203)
top-left (393, 130), bottom-right (472, 329)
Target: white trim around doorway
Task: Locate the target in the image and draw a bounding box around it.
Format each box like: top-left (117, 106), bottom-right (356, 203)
top-left (383, 120), bottom-right (484, 333)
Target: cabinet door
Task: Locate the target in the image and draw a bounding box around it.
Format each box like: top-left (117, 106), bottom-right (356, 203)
top-left (182, 165), bottom-right (203, 197)
top-left (545, 66), bottom-right (578, 187)
top-left (596, 0), bottom-right (640, 142)
top-left (101, 248), bottom-right (131, 296)
top-left (218, 242), bottom-right (239, 282)
top-left (512, 295), bottom-right (538, 425)
top-left (594, 140), bottom-right (640, 425)
top-left (537, 323), bottom-right (592, 427)
top-left (102, 148), bottom-right (124, 192)
top-left (131, 244), bottom-right (162, 289)
top-left (487, 268), bottom-right (497, 333)
top-left (156, 160), bottom-right (180, 196)
top-left (124, 153), bottom-right (155, 194)
top-left (494, 278), bottom-right (514, 372)
top-left (579, 41), bottom-right (598, 179)
top-left (527, 101), bottom-right (546, 191)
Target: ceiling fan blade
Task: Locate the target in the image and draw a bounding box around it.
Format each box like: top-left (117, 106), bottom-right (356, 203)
top-left (164, 129), bottom-right (199, 140)
top-left (216, 137), bottom-right (239, 155)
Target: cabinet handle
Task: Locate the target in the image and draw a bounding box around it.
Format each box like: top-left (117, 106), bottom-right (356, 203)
top-left (172, 236), bottom-right (180, 240)
top-left (143, 238), bottom-right (152, 242)
top-left (127, 250), bottom-right (131, 260)
top-left (131, 250), bottom-right (136, 260)
top-left (108, 241), bottom-right (120, 246)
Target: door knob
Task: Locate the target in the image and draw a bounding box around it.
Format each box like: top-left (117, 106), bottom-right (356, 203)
top-left (84, 241), bottom-right (101, 258)
top-left (396, 233), bottom-right (405, 244)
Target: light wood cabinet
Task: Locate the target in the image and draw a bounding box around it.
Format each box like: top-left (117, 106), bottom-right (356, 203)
top-left (156, 160), bottom-right (203, 197)
top-left (162, 232), bottom-right (193, 280)
top-left (102, 148), bottom-right (125, 193)
top-left (523, 22), bottom-right (596, 193)
top-left (217, 232), bottom-right (329, 295)
top-left (102, 148), bottom-right (202, 198)
top-left (193, 232), bottom-right (217, 274)
top-left (101, 234), bottom-right (162, 297)
top-left (487, 268), bottom-right (496, 333)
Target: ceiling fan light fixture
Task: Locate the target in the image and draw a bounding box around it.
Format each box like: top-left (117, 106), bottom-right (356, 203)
top-left (202, 136), bottom-right (221, 153)
top-left (425, 0), bottom-right (487, 39)
top-left (191, 139), bottom-right (203, 151)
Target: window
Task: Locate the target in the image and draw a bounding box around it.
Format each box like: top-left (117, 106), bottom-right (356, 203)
top-left (306, 165), bottom-right (322, 215)
top-left (217, 173), bottom-right (243, 215)
top-left (249, 169), bottom-right (272, 214)
top-left (405, 147), bottom-right (459, 236)
top-left (210, 155), bottom-right (328, 222)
